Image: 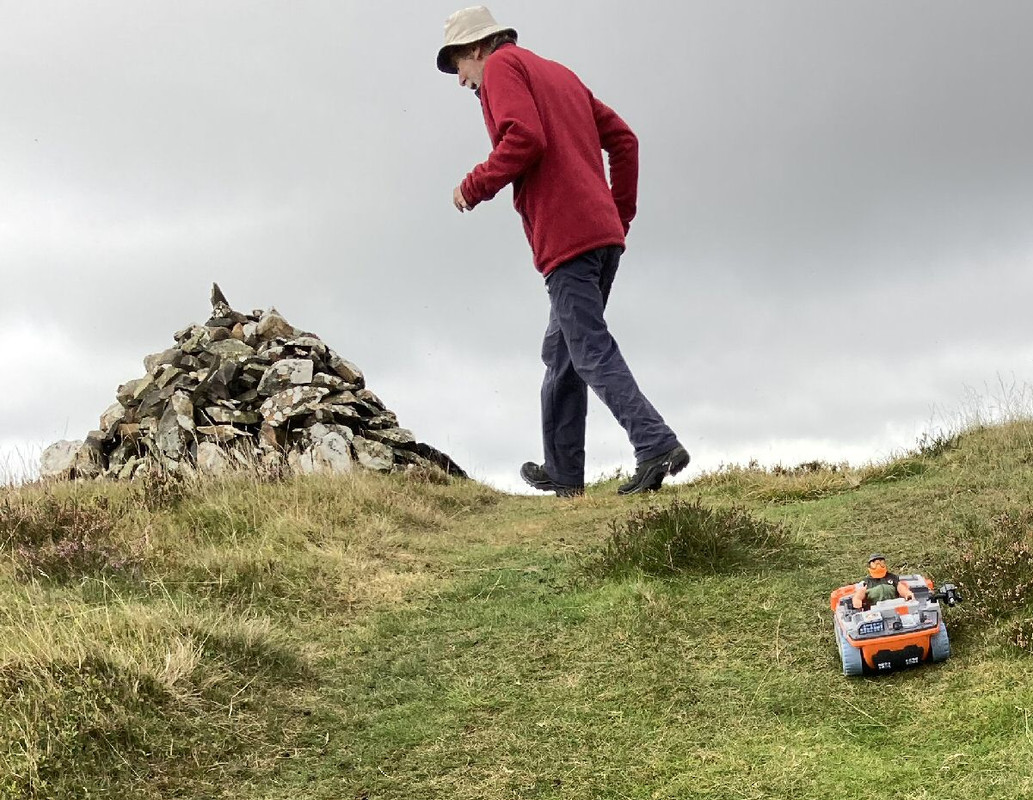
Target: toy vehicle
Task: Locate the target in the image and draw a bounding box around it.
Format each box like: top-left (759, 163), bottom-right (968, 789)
top-left (830, 575), bottom-right (962, 676)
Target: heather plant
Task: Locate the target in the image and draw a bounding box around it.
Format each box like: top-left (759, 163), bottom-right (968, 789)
top-left (587, 497), bottom-right (795, 579)
top-left (0, 490), bottom-right (141, 582)
top-left (948, 509), bottom-right (1033, 652)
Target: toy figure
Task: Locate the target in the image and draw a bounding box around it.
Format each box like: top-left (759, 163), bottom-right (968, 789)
top-left (851, 553), bottom-right (916, 609)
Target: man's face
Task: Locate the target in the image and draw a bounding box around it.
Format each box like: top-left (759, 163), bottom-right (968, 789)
top-left (454, 47), bottom-right (486, 93)
top-left (867, 558), bottom-right (888, 579)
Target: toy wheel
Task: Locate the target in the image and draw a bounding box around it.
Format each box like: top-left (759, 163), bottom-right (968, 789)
top-left (930, 623), bottom-right (951, 662)
top-left (836, 625), bottom-right (864, 676)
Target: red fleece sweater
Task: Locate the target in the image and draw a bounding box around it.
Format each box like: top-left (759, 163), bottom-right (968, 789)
top-left (460, 44), bottom-right (638, 276)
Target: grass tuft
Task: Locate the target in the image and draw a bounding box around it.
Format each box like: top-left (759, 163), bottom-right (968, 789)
top-left (586, 497), bottom-right (796, 579)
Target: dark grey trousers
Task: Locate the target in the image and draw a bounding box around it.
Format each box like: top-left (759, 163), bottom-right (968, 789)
top-left (541, 245), bottom-right (679, 486)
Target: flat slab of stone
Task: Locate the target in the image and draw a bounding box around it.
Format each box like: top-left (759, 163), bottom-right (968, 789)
top-left (364, 426), bottom-right (416, 447)
top-left (197, 424), bottom-right (250, 442)
top-left (257, 358), bottom-right (315, 396)
top-left (206, 339), bottom-right (255, 363)
top-left (203, 407), bottom-right (261, 425)
top-left (259, 386), bottom-right (330, 427)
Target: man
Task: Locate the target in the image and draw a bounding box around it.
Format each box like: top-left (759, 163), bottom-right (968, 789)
top-left (437, 6), bottom-right (688, 497)
top-left (851, 553), bottom-right (916, 609)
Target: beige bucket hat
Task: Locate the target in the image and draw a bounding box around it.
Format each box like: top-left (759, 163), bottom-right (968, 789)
top-left (437, 6), bottom-right (517, 74)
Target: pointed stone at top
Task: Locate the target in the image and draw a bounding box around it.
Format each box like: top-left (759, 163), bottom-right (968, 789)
top-left (211, 282), bottom-right (229, 308)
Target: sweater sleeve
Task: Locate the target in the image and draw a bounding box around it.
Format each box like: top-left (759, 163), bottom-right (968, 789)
top-left (460, 55), bottom-right (547, 207)
top-left (592, 97), bottom-right (638, 234)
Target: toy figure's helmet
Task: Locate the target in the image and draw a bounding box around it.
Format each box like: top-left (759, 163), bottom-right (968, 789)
top-left (867, 553), bottom-right (887, 579)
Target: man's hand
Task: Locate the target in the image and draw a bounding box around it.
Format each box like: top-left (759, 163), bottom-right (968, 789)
top-left (453, 185), bottom-right (471, 213)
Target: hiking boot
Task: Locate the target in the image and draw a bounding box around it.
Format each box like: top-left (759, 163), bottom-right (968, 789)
top-left (520, 462), bottom-right (584, 497)
top-left (617, 444), bottom-right (690, 495)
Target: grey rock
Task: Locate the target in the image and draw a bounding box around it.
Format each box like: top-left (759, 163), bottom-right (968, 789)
top-left (118, 423), bottom-right (143, 441)
top-left (259, 422), bottom-right (286, 450)
top-left (154, 365), bottom-right (185, 390)
top-left (118, 456), bottom-right (143, 480)
top-left (242, 322), bottom-right (259, 346)
top-left (259, 386), bottom-right (330, 427)
top-left (236, 388), bottom-right (260, 406)
top-left (243, 360), bottom-right (269, 379)
top-left (196, 359), bottom-right (238, 402)
top-left (180, 326), bottom-right (211, 354)
top-left (311, 373), bottom-right (357, 391)
top-left (256, 308), bottom-right (296, 341)
top-left (211, 282), bottom-right (230, 307)
top-left (100, 402), bottom-right (125, 436)
top-left (356, 388), bottom-right (386, 410)
top-left (144, 348), bottom-right (182, 374)
top-left (107, 438), bottom-right (142, 473)
top-left (40, 440), bottom-right (82, 479)
top-left (285, 336), bottom-right (328, 360)
top-left (307, 422), bottom-right (354, 443)
top-left (196, 424), bottom-right (250, 442)
top-left (257, 358), bottom-right (315, 396)
top-left (202, 407), bottom-right (261, 425)
top-left (364, 426), bottom-right (416, 447)
top-left (350, 436), bottom-right (394, 471)
top-left (156, 391), bottom-right (193, 460)
top-left (138, 382), bottom-right (182, 420)
top-left (117, 376), bottom-right (153, 407)
top-left (261, 345), bottom-right (288, 362)
top-left (365, 412), bottom-right (400, 429)
top-left (291, 425), bottom-right (354, 475)
top-left (303, 407), bottom-right (337, 425)
top-left (196, 441), bottom-right (233, 475)
top-left (323, 390), bottom-right (360, 406)
top-left (394, 449), bottom-right (445, 474)
top-left (206, 339), bottom-right (255, 363)
top-left (74, 435), bottom-right (106, 479)
top-left (327, 352), bottom-right (364, 386)
top-left (200, 407), bottom-right (258, 425)
top-left (169, 391), bottom-right (195, 432)
top-left (327, 404), bottom-right (362, 423)
top-left (413, 442), bottom-right (468, 478)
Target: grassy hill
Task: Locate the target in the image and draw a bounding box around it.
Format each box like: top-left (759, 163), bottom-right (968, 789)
top-left (2, 420), bottom-right (1033, 799)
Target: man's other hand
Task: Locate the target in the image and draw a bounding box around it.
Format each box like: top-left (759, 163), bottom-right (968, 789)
top-left (453, 185), bottom-right (471, 212)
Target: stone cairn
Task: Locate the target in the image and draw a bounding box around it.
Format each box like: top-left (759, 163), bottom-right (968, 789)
top-left (40, 284), bottom-right (466, 482)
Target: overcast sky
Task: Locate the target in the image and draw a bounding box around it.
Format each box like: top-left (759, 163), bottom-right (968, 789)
top-left (3, 1), bottom-right (1032, 491)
